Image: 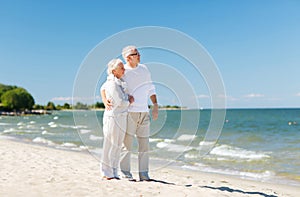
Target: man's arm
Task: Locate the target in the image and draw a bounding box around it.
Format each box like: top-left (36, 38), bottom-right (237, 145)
top-left (150, 94), bottom-right (158, 120)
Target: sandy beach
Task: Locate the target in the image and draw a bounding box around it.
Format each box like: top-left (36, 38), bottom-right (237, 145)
top-left (0, 138), bottom-right (299, 197)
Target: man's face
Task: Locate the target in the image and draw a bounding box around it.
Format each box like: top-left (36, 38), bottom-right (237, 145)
top-left (127, 49), bottom-right (140, 65)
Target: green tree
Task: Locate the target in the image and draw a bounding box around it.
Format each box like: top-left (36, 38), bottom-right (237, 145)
top-left (74, 102), bottom-right (88, 110)
top-left (1, 88), bottom-right (35, 111)
top-left (0, 84), bottom-right (17, 102)
top-left (33, 104), bottom-right (44, 110)
top-left (95, 102), bottom-right (105, 109)
top-left (45, 102), bottom-right (56, 110)
top-left (63, 103), bottom-right (71, 109)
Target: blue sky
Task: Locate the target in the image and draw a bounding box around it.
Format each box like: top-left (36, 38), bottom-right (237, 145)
top-left (1, 0), bottom-right (300, 108)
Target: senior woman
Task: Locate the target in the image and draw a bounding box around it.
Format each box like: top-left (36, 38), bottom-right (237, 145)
top-left (100, 58), bottom-right (133, 180)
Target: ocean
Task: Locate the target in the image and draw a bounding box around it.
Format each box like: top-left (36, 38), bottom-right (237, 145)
top-left (0, 108), bottom-right (299, 186)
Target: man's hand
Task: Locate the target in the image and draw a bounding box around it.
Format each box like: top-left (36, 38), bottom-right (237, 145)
top-left (128, 95), bottom-right (134, 104)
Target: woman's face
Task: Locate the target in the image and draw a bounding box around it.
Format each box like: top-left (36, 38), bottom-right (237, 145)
top-left (113, 63), bottom-right (125, 79)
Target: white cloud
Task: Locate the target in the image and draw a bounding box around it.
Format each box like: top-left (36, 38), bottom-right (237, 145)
top-left (196, 94), bottom-right (209, 99)
top-left (244, 93), bottom-right (264, 98)
top-left (296, 93), bottom-right (300, 97)
top-left (51, 97), bottom-right (73, 101)
top-left (266, 97), bottom-right (282, 101)
top-left (51, 96), bottom-right (101, 102)
top-left (217, 94), bottom-right (238, 101)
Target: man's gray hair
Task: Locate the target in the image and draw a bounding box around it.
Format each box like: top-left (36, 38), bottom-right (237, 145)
top-left (122, 45), bottom-right (137, 60)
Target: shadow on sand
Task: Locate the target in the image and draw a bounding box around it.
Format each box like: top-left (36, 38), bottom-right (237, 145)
top-left (200, 186), bottom-right (278, 197)
top-left (141, 179), bottom-right (175, 185)
top-left (141, 179), bottom-right (193, 188)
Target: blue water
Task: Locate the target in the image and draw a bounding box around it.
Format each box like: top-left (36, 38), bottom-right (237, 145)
top-left (0, 108), bottom-right (299, 186)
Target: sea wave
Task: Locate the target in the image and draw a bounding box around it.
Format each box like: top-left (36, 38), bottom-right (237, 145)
top-left (156, 142), bottom-right (193, 152)
top-left (209, 144), bottom-right (270, 160)
top-left (58, 124), bottom-right (78, 129)
top-left (0, 123), bottom-right (12, 126)
top-left (150, 138), bottom-right (175, 143)
top-left (80, 129), bottom-right (92, 134)
top-left (32, 137), bottom-right (56, 146)
top-left (89, 134), bottom-right (103, 141)
top-left (61, 142), bottom-right (77, 147)
top-left (181, 164), bottom-right (275, 181)
top-left (176, 134), bottom-right (196, 141)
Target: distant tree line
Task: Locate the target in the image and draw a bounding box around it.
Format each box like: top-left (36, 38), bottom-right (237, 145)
top-left (0, 83), bottom-right (106, 112)
top-left (33, 101), bottom-right (105, 110)
top-left (0, 83), bottom-right (182, 112)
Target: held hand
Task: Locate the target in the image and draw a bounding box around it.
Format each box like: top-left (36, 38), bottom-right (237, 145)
top-left (152, 104), bottom-right (158, 120)
top-left (128, 95), bottom-right (134, 104)
top-left (104, 99), bottom-right (113, 110)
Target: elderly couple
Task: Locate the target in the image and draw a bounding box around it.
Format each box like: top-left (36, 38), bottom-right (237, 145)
top-left (100, 45), bottom-right (158, 181)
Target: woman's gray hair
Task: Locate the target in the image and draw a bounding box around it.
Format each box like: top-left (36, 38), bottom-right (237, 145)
top-left (107, 58), bottom-right (123, 75)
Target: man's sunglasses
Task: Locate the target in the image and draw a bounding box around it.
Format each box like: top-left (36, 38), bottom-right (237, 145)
top-left (129, 52), bottom-right (140, 56)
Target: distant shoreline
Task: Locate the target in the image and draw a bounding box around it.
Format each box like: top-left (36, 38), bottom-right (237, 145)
top-left (0, 109), bottom-right (52, 116)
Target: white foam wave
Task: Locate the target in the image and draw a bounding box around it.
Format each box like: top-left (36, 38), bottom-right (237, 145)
top-left (164, 139), bottom-right (176, 143)
top-left (0, 123), bottom-right (12, 126)
top-left (239, 170), bottom-right (275, 179)
top-left (42, 130), bottom-right (48, 135)
top-left (184, 153), bottom-right (198, 159)
top-left (74, 125), bottom-right (88, 129)
top-left (89, 135), bottom-right (103, 141)
top-left (156, 142), bottom-right (168, 148)
top-left (32, 137), bottom-right (56, 146)
top-left (26, 125), bottom-right (35, 129)
top-left (0, 135), bottom-right (16, 140)
top-left (156, 142), bottom-right (193, 152)
top-left (61, 142), bottom-right (77, 148)
top-left (41, 130), bottom-right (55, 135)
top-left (150, 138), bottom-right (175, 143)
top-left (182, 163), bottom-right (275, 181)
top-left (177, 134), bottom-right (196, 141)
top-left (48, 122), bottom-right (58, 128)
top-left (4, 128), bottom-right (39, 134)
top-left (149, 138), bottom-right (163, 142)
top-left (80, 129), bottom-right (92, 134)
top-left (79, 145), bottom-right (89, 150)
top-left (199, 141), bottom-right (216, 146)
top-left (210, 144), bottom-right (270, 160)
top-left (58, 124), bottom-right (77, 129)
top-left (3, 128), bottom-right (15, 133)
top-left (17, 122), bottom-right (25, 126)
top-left (23, 130), bottom-right (38, 133)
